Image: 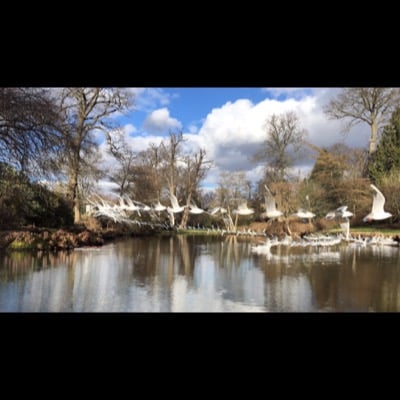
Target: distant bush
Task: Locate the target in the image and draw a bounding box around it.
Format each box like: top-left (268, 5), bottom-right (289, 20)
top-left (0, 162), bottom-right (73, 229)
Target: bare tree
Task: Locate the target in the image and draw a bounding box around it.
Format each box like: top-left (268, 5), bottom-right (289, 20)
top-left (215, 171), bottom-right (251, 231)
top-left (323, 88), bottom-right (400, 156)
top-left (80, 148), bottom-right (104, 196)
top-left (254, 111), bottom-right (307, 182)
top-left (160, 131), bottom-right (185, 197)
top-left (217, 171), bottom-right (249, 206)
top-left (128, 152), bottom-right (161, 204)
top-left (107, 128), bottom-right (137, 196)
top-left (0, 87), bottom-right (61, 174)
top-left (52, 88), bottom-right (133, 223)
top-left (139, 143), bottom-right (164, 203)
top-left (179, 149), bottom-right (211, 229)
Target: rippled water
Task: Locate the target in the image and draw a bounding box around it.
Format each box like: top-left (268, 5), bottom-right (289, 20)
top-left (1, 234), bottom-right (400, 312)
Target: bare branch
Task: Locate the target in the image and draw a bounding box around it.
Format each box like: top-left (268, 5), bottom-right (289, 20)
top-left (323, 88), bottom-right (400, 155)
top-left (256, 111), bottom-right (308, 182)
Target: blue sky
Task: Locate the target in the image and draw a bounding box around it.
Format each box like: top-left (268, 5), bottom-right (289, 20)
top-left (120, 88), bottom-right (316, 135)
top-left (98, 87), bottom-right (371, 193)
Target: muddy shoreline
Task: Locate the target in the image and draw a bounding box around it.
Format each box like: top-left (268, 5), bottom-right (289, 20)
top-left (1, 218), bottom-right (398, 252)
top-left (0, 220), bottom-right (163, 252)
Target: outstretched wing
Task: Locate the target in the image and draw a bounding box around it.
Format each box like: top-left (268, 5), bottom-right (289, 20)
top-left (370, 184), bottom-right (386, 214)
top-left (170, 193), bottom-right (180, 209)
top-left (336, 205), bottom-right (353, 218)
top-left (236, 202), bottom-right (254, 215)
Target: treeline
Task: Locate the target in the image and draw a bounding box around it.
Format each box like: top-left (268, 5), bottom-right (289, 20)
top-left (2, 87), bottom-right (400, 231)
top-left (203, 89), bottom-right (400, 227)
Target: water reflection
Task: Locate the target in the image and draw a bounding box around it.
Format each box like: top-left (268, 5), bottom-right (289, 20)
top-left (1, 235), bottom-right (400, 312)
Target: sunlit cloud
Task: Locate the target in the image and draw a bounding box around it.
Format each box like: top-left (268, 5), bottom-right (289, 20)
top-left (142, 107), bottom-right (182, 133)
top-left (197, 97), bottom-right (311, 172)
top-left (192, 90), bottom-right (370, 187)
top-left (124, 123), bottom-right (137, 135)
top-left (125, 134), bottom-right (165, 152)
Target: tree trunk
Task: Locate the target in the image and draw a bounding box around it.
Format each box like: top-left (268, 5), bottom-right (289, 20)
top-left (69, 169), bottom-right (81, 224)
top-left (285, 217), bottom-right (292, 236)
top-left (179, 192), bottom-right (192, 229)
top-left (74, 197), bottom-right (81, 224)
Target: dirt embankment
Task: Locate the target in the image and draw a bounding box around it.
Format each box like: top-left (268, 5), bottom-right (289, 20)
top-left (0, 217), bottom-right (161, 251)
top-left (0, 227), bottom-right (105, 251)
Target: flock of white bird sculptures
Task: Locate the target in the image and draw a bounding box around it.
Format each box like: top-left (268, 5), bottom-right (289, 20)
top-left (323, 184), bottom-right (393, 239)
top-left (87, 184), bottom-right (393, 233)
top-left (324, 185), bottom-right (392, 223)
top-left (251, 184), bottom-right (398, 254)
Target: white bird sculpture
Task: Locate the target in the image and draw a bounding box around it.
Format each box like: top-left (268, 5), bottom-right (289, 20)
top-left (293, 195), bottom-right (315, 220)
top-left (263, 185), bottom-right (283, 219)
top-left (88, 195), bottom-right (129, 223)
top-left (363, 184), bottom-right (392, 222)
top-left (325, 205), bottom-right (354, 240)
top-left (167, 192), bottom-right (185, 214)
top-left (153, 200), bottom-right (167, 212)
top-left (122, 195), bottom-right (142, 216)
top-left (209, 206), bottom-right (227, 216)
top-left (325, 205), bottom-right (353, 221)
top-left (189, 202), bottom-right (205, 215)
top-left (165, 193), bottom-right (185, 228)
top-left (293, 209), bottom-right (316, 219)
top-left (339, 220), bottom-right (351, 241)
top-left (232, 201), bottom-right (254, 216)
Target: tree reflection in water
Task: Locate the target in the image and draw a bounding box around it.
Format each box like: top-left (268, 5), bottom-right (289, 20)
top-left (1, 236), bottom-right (400, 312)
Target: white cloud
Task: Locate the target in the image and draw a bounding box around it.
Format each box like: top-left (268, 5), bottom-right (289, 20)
top-left (128, 88), bottom-right (178, 112)
top-left (181, 133), bottom-right (206, 154)
top-left (194, 89), bottom-right (371, 187)
top-left (98, 126), bottom-right (165, 167)
top-left (142, 107), bottom-right (182, 133)
top-left (188, 124), bottom-right (199, 134)
top-left (301, 89), bottom-right (370, 149)
top-left (197, 97), bottom-right (307, 171)
top-left (125, 134), bottom-right (164, 152)
top-left (124, 123), bottom-right (137, 135)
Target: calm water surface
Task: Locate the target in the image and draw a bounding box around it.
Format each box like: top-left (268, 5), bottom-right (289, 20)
top-left (1, 234), bottom-right (400, 312)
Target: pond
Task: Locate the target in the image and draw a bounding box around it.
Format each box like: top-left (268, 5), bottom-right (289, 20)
top-left (1, 234), bottom-right (400, 312)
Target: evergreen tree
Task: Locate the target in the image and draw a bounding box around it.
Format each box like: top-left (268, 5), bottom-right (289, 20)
top-left (308, 144), bottom-right (370, 219)
top-left (368, 107), bottom-right (400, 182)
top-left (309, 148), bottom-right (345, 186)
